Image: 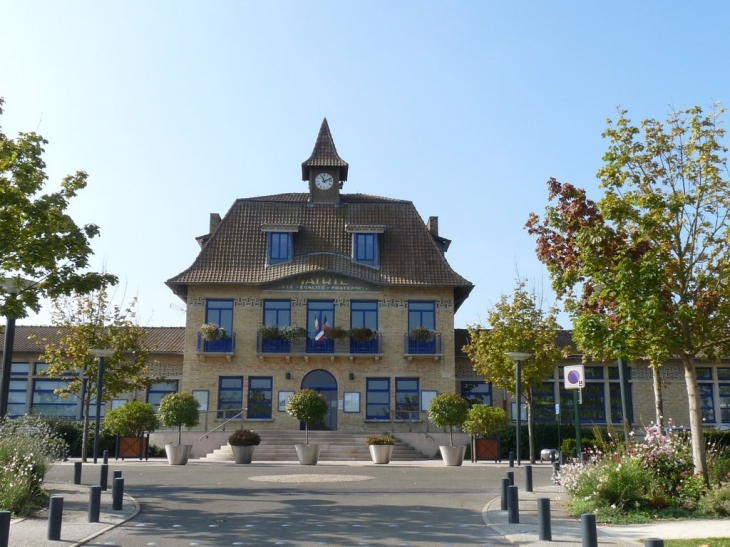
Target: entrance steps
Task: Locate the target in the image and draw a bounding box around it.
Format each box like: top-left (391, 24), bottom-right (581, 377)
top-left (200, 430), bottom-right (430, 462)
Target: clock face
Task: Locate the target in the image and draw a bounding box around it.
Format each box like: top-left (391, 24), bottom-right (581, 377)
top-left (315, 172), bottom-right (334, 190)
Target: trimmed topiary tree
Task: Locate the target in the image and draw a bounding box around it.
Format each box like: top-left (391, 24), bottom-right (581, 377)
top-left (428, 392), bottom-right (469, 447)
top-left (462, 404), bottom-right (509, 439)
top-left (158, 392), bottom-right (200, 446)
top-left (285, 389), bottom-right (328, 445)
top-left (104, 401), bottom-right (158, 437)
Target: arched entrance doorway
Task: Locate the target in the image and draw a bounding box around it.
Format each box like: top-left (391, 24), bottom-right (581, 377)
top-left (301, 369), bottom-right (338, 431)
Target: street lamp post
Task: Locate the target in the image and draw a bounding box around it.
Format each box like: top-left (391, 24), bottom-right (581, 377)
top-left (89, 349), bottom-right (113, 464)
top-left (0, 278), bottom-right (33, 418)
top-left (505, 352), bottom-right (533, 467)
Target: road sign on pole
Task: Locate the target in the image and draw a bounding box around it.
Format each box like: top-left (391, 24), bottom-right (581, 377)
top-left (564, 365), bottom-right (585, 389)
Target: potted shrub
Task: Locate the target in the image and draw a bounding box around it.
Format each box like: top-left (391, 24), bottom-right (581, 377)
top-left (366, 435), bottom-right (394, 464)
top-left (410, 326), bottom-right (435, 342)
top-left (158, 392), bottom-right (200, 465)
top-left (285, 389), bottom-right (328, 465)
top-left (280, 326), bottom-right (307, 341)
top-left (228, 429), bottom-right (261, 464)
top-left (349, 327), bottom-right (377, 342)
top-left (462, 404), bottom-right (509, 462)
top-left (324, 325), bottom-right (349, 340)
top-left (427, 392), bottom-right (470, 466)
top-left (104, 401), bottom-right (158, 460)
top-left (200, 322), bottom-right (225, 341)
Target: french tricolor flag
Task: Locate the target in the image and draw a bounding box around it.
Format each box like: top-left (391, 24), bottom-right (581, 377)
top-left (315, 315), bottom-right (328, 341)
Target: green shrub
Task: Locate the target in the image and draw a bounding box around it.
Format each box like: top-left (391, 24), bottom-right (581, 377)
top-left (286, 389), bottom-right (328, 444)
top-left (105, 401), bottom-right (158, 437)
top-left (158, 392), bottom-right (200, 445)
top-left (366, 435), bottom-right (394, 446)
top-left (462, 405), bottom-right (509, 439)
top-left (0, 416), bottom-right (65, 516)
top-left (698, 484), bottom-right (730, 516)
top-left (228, 429), bottom-right (261, 447)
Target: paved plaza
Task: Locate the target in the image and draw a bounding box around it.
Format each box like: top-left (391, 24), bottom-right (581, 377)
top-left (7, 459), bottom-right (728, 547)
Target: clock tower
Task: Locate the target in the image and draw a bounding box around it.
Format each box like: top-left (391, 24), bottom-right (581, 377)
top-left (302, 118), bottom-right (349, 203)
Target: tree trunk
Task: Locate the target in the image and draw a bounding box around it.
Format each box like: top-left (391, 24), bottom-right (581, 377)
top-left (682, 354), bottom-right (708, 484)
top-left (651, 364), bottom-right (664, 428)
top-left (526, 392), bottom-right (536, 464)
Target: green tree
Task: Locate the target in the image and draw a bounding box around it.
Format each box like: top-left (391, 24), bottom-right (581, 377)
top-left (427, 392), bottom-right (469, 447)
top-left (463, 280), bottom-right (565, 463)
top-left (158, 392), bottom-right (200, 446)
top-left (0, 97), bottom-right (115, 321)
top-left (526, 105), bottom-right (730, 483)
top-left (34, 285), bottom-right (158, 461)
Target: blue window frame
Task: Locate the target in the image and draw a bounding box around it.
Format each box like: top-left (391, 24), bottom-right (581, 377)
top-left (268, 232), bottom-right (292, 264)
top-left (31, 379), bottom-right (77, 417)
top-left (366, 378), bottom-right (390, 420)
top-left (218, 377), bottom-right (243, 419)
top-left (408, 301), bottom-right (435, 330)
top-left (147, 380), bottom-right (178, 411)
top-left (698, 368), bottom-right (715, 422)
top-left (354, 233), bottom-right (378, 266)
top-left (351, 301), bottom-right (379, 353)
top-left (247, 377), bottom-right (273, 419)
top-left (307, 301), bottom-right (335, 353)
top-left (261, 300), bottom-right (292, 352)
top-left (203, 299), bottom-right (234, 352)
top-left (206, 299), bottom-right (233, 333)
top-left (8, 363), bottom-right (29, 417)
top-left (532, 382), bottom-right (556, 421)
top-left (461, 381), bottom-right (491, 407)
top-left (264, 300), bottom-right (291, 326)
top-left (395, 378), bottom-right (419, 420)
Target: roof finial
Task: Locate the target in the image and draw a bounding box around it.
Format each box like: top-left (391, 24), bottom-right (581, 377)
top-left (301, 118), bottom-right (349, 181)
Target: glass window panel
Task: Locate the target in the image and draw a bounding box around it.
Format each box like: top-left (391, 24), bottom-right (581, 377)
top-left (697, 367), bottom-right (713, 381)
top-left (147, 380), bottom-right (178, 410)
top-left (366, 377), bottom-right (390, 420)
top-left (408, 302), bottom-right (435, 330)
top-left (263, 300), bottom-right (291, 327)
top-left (460, 381), bottom-right (491, 406)
top-left (205, 299), bottom-right (233, 333)
top-left (395, 378), bottom-right (419, 419)
top-left (31, 379), bottom-right (77, 417)
top-left (717, 368), bottom-right (730, 380)
top-left (218, 377), bottom-right (243, 419)
top-left (34, 363), bottom-right (49, 374)
top-left (247, 377), bottom-right (272, 419)
top-left (609, 382), bottom-right (633, 424)
top-left (532, 382), bottom-right (555, 422)
top-left (699, 383), bottom-right (715, 422)
top-left (719, 384), bottom-right (730, 423)
top-left (351, 301), bottom-right (378, 330)
top-left (10, 363), bottom-right (29, 375)
top-left (585, 366), bottom-right (604, 380)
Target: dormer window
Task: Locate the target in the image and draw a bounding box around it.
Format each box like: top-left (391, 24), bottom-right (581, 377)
top-left (346, 224), bottom-right (385, 268)
top-left (262, 224), bottom-right (300, 266)
top-left (268, 232), bottom-right (291, 264)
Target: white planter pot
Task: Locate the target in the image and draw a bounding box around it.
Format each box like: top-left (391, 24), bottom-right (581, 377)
top-left (295, 443), bottom-right (321, 465)
top-left (368, 444), bottom-right (394, 464)
top-left (230, 444), bottom-right (256, 464)
top-left (439, 445), bottom-right (466, 466)
top-left (165, 444), bottom-right (192, 465)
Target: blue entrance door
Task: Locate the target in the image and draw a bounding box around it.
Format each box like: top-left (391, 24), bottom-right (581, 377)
top-left (300, 369), bottom-right (338, 431)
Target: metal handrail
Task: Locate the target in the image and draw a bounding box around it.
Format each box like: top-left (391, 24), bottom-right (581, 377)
top-left (198, 408), bottom-right (246, 441)
top-left (385, 409), bottom-right (436, 439)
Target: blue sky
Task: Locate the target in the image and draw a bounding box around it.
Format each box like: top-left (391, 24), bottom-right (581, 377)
top-left (2, 1), bottom-right (728, 328)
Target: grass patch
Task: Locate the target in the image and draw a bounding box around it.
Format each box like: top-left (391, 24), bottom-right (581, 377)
top-left (664, 539), bottom-right (730, 547)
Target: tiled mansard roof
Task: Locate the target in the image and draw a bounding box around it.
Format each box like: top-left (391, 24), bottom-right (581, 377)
top-left (166, 193), bottom-right (474, 309)
top-left (1, 326), bottom-right (185, 354)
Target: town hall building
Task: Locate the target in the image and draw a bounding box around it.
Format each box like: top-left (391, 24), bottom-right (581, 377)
top-left (165, 119), bottom-right (475, 433)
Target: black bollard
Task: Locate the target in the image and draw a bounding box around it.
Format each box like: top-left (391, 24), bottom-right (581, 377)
top-left (112, 477), bottom-right (124, 510)
top-left (506, 471), bottom-right (514, 486)
top-left (525, 464), bottom-right (533, 492)
top-left (550, 450), bottom-right (556, 463)
top-left (507, 485), bottom-right (519, 523)
top-left (88, 485), bottom-right (101, 523)
top-left (644, 540), bottom-right (664, 547)
top-left (113, 470), bottom-right (122, 481)
top-left (73, 461), bottom-right (82, 485)
top-left (47, 496), bottom-right (63, 540)
top-left (0, 510), bottom-right (10, 547)
top-left (100, 464), bottom-right (109, 491)
top-left (500, 477), bottom-right (509, 510)
top-left (538, 497), bottom-right (552, 541)
top-left (581, 513), bottom-right (598, 547)
top-left (103, 450), bottom-right (109, 464)
top-left (508, 451), bottom-right (515, 467)
top-left (552, 461), bottom-right (561, 483)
